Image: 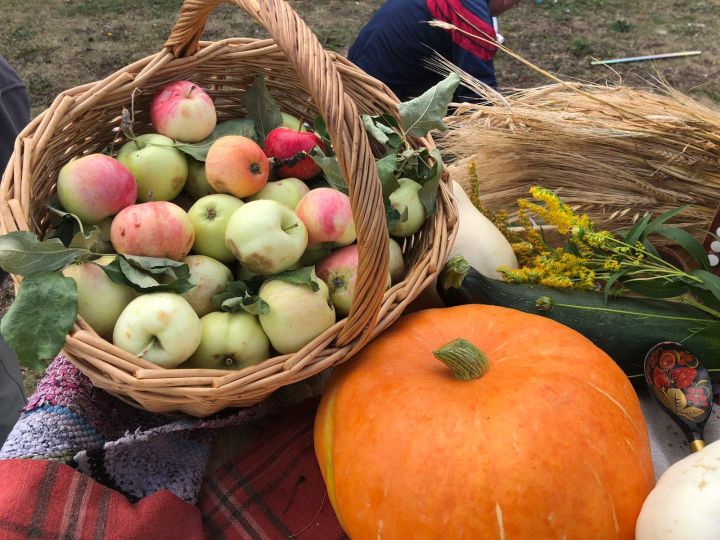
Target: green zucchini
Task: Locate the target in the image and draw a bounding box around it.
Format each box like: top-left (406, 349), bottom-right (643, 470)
top-left (437, 257), bottom-right (720, 377)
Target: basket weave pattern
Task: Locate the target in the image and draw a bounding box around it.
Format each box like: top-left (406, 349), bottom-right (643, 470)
top-left (0, 0), bottom-right (458, 416)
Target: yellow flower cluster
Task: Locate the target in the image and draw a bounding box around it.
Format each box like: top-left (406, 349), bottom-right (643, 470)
top-left (500, 249), bottom-right (596, 289)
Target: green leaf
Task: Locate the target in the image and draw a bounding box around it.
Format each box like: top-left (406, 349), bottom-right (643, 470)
top-left (0, 231), bottom-right (87, 276)
top-left (642, 238), bottom-right (660, 259)
top-left (653, 226), bottom-right (711, 271)
top-left (623, 212), bottom-right (652, 245)
top-left (602, 269), bottom-right (630, 302)
top-left (313, 115), bottom-right (334, 156)
top-left (690, 269), bottom-right (720, 302)
top-left (644, 205), bottom-right (690, 236)
top-left (624, 278), bottom-right (689, 299)
top-left (212, 280), bottom-right (269, 315)
top-left (362, 114), bottom-right (390, 146)
top-left (386, 201), bottom-right (408, 232)
top-left (309, 147), bottom-right (348, 194)
top-left (268, 266), bottom-right (320, 292)
top-left (417, 149), bottom-right (443, 216)
top-left (242, 74), bottom-right (283, 142)
top-left (101, 255), bottom-right (194, 293)
top-left (0, 273), bottom-right (78, 370)
top-left (221, 296), bottom-right (270, 316)
top-left (377, 153), bottom-right (400, 199)
top-left (361, 114), bottom-right (402, 148)
top-left (176, 119), bottom-right (259, 161)
top-left (397, 73), bottom-right (460, 137)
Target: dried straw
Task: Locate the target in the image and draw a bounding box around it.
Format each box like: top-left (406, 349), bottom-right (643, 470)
top-left (427, 23), bottom-right (720, 237)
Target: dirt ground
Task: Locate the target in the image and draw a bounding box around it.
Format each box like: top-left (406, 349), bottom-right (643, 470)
top-left (1, 0), bottom-right (718, 388)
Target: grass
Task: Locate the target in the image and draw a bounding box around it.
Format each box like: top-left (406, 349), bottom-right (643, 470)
top-left (0, 0), bottom-right (718, 392)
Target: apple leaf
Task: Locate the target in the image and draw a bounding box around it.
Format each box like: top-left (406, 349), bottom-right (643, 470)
top-left (69, 225), bottom-right (113, 253)
top-left (386, 201), bottom-right (408, 233)
top-left (376, 153), bottom-right (401, 199)
top-left (101, 255), bottom-right (194, 294)
top-left (362, 114), bottom-right (402, 149)
top-left (0, 231), bottom-right (88, 276)
top-left (313, 116), bottom-right (334, 156)
top-left (397, 73), bottom-right (460, 137)
top-left (175, 119), bottom-right (259, 161)
top-left (0, 272), bottom-right (78, 370)
top-left (212, 280), bottom-right (269, 315)
top-left (268, 266), bottom-right (320, 292)
top-left (417, 149), bottom-right (444, 216)
top-left (309, 147), bottom-right (348, 194)
top-left (243, 74), bottom-right (283, 142)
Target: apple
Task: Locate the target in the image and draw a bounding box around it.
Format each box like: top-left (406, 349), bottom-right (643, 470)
top-left (225, 199), bottom-right (308, 275)
top-left (389, 178), bottom-right (427, 237)
top-left (111, 201), bottom-right (195, 261)
top-left (57, 154), bottom-right (137, 225)
top-left (205, 135), bottom-right (270, 198)
top-left (116, 133), bottom-right (188, 202)
top-left (113, 292), bottom-right (201, 368)
top-left (281, 112), bottom-right (307, 132)
top-left (62, 256), bottom-right (137, 339)
top-left (264, 127), bottom-right (324, 180)
top-left (188, 194), bottom-right (244, 263)
top-left (150, 80), bottom-right (217, 143)
top-left (258, 272), bottom-right (336, 354)
top-left (315, 244), bottom-right (391, 316)
top-left (182, 311), bottom-right (270, 370)
top-left (294, 187), bottom-right (356, 246)
top-left (235, 263), bottom-right (258, 282)
top-left (184, 157), bottom-right (217, 200)
top-left (181, 255), bottom-right (233, 317)
top-left (388, 237), bottom-right (405, 283)
top-left (246, 178), bottom-right (309, 209)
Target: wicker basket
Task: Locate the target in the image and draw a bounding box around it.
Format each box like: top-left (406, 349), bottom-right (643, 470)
top-left (0, 0), bottom-right (458, 416)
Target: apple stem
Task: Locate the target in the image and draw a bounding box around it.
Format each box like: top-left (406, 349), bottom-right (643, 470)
top-left (136, 337), bottom-right (158, 359)
top-left (282, 223), bottom-right (299, 232)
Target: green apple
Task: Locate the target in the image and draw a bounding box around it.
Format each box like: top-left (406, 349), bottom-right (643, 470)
top-left (182, 311), bottom-right (270, 370)
top-left (113, 292), bottom-right (201, 368)
top-left (389, 178), bottom-right (427, 237)
top-left (62, 256), bottom-right (136, 339)
top-left (281, 112), bottom-right (307, 132)
top-left (258, 272), bottom-right (336, 354)
top-left (188, 194), bottom-right (244, 263)
top-left (117, 133), bottom-right (189, 202)
top-left (225, 199), bottom-right (308, 275)
top-left (246, 178), bottom-right (310, 210)
top-left (184, 157), bottom-right (217, 200)
top-left (388, 237), bottom-right (405, 283)
top-left (181, 255), bottom-right (233, 317)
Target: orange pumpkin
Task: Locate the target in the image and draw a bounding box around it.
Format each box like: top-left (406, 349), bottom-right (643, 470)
top-left (314, 305), bottom-right (655, 540)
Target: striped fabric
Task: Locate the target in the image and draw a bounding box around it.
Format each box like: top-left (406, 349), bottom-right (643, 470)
top-left (0, 399), bottom-right (345, 539)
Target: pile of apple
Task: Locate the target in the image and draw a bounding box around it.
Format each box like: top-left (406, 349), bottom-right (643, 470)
top-left (56, 80), bottom-right (418, 371)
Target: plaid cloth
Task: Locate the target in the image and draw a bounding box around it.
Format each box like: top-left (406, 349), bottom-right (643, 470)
top-left (0, 396), bottom-right (345, 539)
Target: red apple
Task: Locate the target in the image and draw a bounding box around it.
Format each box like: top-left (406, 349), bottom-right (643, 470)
top-left (57, 154), bottom-right (137, 225)
top-left (316, 244), bottom-right (390, 317)
top-left (264, 127), bottom-right (324, 180)
top-left (110, 201), bottom-right (195, 261)
top-left (205, 136), bottom-right (270, 198)
top-left (150, 80), bottom-right (217, 143)
top-left (294, 187), bottom-right (356, 246)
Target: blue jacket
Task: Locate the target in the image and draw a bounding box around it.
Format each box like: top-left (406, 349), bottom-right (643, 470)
top-left (348, 0), bottom-right (498, 102)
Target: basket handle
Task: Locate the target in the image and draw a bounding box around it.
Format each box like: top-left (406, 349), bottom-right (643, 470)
top-left (164, 0), bottom-right (389, 346)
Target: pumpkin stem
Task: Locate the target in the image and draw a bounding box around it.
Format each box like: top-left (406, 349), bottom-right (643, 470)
top-left (433, 338), bottom-right (489, 380)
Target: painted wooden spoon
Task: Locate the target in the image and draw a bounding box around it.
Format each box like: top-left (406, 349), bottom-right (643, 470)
top-left (644, 341), bottom-right (713, 452)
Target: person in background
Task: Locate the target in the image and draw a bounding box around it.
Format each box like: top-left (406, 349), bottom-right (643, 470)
top-left (0, 55), bottom-right (30, 445)
top-left (348, 0), bottom-right (523, 102)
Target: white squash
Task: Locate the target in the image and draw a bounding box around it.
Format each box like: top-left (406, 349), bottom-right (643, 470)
top-left (405, 181), bottom-right (518, 312)
top-left (636, 440), bottom-right (720, 539)
top-left (448, 180), bottom-right (518, 279)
